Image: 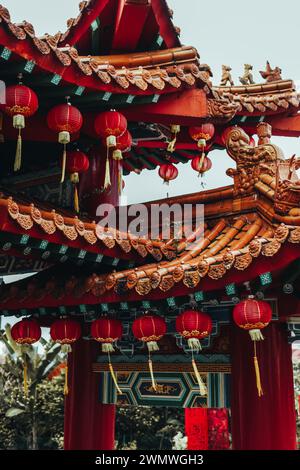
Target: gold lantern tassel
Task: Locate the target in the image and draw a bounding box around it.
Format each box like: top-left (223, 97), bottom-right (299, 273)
top-left (104, 147), bottom-right (111, 190)
top-left (192, 358), bottom-right (207, 396)
top-left (23, 357), bottom-right (28, 397)
top-left (167, 125), bottom-right (180, 153)
top-left (148, 356), bottom-right (157, 392)
top-left (74, 185), bottom-right (79, 213)
top-left (108, 352), bottom-right (122, 395)
top-left (14, 128), bottom-right (22, 172)
top-left (60, 144), bottom-right (67, 183)
top-left (64, 364), bottom-right (69, 396)
top-left (253, 341), bottom-right (263, 397)
top-left (118, 162), bottom-right (123, 195)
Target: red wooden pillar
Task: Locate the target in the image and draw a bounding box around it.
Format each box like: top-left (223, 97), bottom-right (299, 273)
top-left (65, 151), bottom-right (119, 449)
top-left (79, 145), bottom-right (120, 217)
top-left (64, 339), bottom-right (116, 450)
top-left (231, 322), bottom-right (297, 450)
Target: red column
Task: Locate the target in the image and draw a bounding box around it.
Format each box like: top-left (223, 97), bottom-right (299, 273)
top-left (231, 322), bottom-right (297, 450)
top-left (64, 339), bottom-right (115, 450)
top-left (79, 145), bottom-right (120, 217)
top-left (65, 151), bottom-right (119, 450)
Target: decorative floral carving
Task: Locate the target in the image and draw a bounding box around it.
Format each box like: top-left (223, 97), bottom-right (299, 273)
top-left (83, 231), bottom-right (97, 245)
top-left (262, 240), bottom-right (281, 256)
top-left (63, 225), bottom-right (78, 241)
top-left (150, 271), bottom-right (161, 289)
top-left (127, 272), bottom-right (138, 289)
top-left (173, 266), bottom-right (184, 283)
top-left (135, 244), bottom-right (148, 258)
top-left (7, 22), bottom-right (26, 40)
top-left (159, 275), bottom-right (175, 292)
top-left (116, 239), bottom-right (131, 253)
top-left (274, 224), bottom-right (289, 243)
top-left (40, 219), bottom-right (56, 234)
top-left (234, 253), bottom-right (252, 270)
top-left (289, 227), bottom-right (300, 243)
top-left (222, 250), bottom-right (235, 269)
top-left (7, 200), bottom-right (19, 219)
top-left (32, 37), bottom-right (51, 54)
top-left (208, 264), bottom-right (226, 280)
top-left (105, 274), bottom-right (116, 291)
top-left (183, 270), bottom-right (200, 288)
top-left (30, 206), bottom-right (42, 224)
top-left (198, 260), bottom-right (209, 277)
top-left (151, 248), bottom-right (163, 261)
top-left (135, 278), bottom-right (152, 296)
top-left (249, 239), bottom-right (262, 257)
top-left (17, 214), bottom-right (33, 230)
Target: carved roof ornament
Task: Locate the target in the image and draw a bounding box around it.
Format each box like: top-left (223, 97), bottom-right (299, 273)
top-left (260, 61), bottom-right (282, 82)
top-left (220, 65), bottom-right (234, 87)
top-left (239, 64), bottom-right (255, 85)
top-left (223, 124), bottom-right (284, 195)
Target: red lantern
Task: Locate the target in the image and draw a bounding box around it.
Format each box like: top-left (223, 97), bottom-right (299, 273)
top-left (50, 318), bottom-right (81, 351)
top-left (176, 310), bottom-right (212, 351)
top-left (94, 110), bottom-right (127, 190)
top-left (176, 310), bottom-right (212, 396)
top-left (91, 317), bottom-right (123, 394)
top-left (233, 297), bottom-right (272, 397)
top-left (3, 83), bottom-right (39, 171)
top-left (158, 163), bottom-right (178, 185)
top-left (113, 130), bottom-right (132, 160)
top-left (91, 317), bottom-right (123, 352)
top-left (94, 110), bottom-right (127, 147)
top-left (189, 123), bottom-right (215, 151)
top-left (47, 103), bottom-right (83, 183)
top-left (66, 150), bottom-right (90, 213)
top-left (11, 318), bottom-right (41, 395)
top-left (11, 318), bottom-right (41, 344)
top-left (191, 155), bottom-right (212, 176)
top-left (50, 318), bottom-right (81, 395)
top-left (132, 315), bottom-right (167, 391)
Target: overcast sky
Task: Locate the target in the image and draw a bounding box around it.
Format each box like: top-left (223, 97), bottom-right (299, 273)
top-left (4, 0), bottom-right (300, 203)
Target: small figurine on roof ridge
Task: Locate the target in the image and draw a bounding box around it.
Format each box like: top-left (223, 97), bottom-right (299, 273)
top-left (260, 61), bottom-right (282, 83)
top-left (220, 65), bottom-right (234, 87)
top-left (239, 64), bottom-right (255, 85)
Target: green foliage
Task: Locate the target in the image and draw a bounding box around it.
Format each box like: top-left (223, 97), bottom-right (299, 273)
top-left (116, 406), bottom-right (184, 450)
top-left (0, 324), bottom-right (64, 450)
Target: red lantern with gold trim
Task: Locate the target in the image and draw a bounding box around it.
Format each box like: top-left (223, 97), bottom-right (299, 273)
top-left (176, 310), bottom-right (212, 396)
top-left (66, 150), bottom-right (90, 213)
top-left (233, 297), bottom-right (272, 397)
top-left (47, 102), bottom-right (83, 183)
top-left (11, 318), bottom-right (41, 395)
top-left (191, 155), bottom-right (212, 177)
top-left (132, 314), bottom-right (167, 391)
top-left (158, 163), bottom-right (178, 185)
top-left (94, 110), bottom-right (127, 189)
top-left (189, 124), bottom-right (215, 156)
top-left (50, 318), bottom-right (81, 395)
top-left (3, 83), bottom-right (39, 171)
top-left (91, 317), bottom-right (123, 394)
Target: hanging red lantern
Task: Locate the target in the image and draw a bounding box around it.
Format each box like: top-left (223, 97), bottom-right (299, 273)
top-left (94, 110), bottom-right (127, 190)
top-left (233, 297), bottom-right (272, 397)
top-left (189, 123), bottom-right (215, 155)
top-left (158, 163), bottom-right (178, 185)
top-left (47, 102), bottom-right (83, 183)
top-left (11, 318), bottom-right (41, 395)
top-left (132, 314), bottom-right (167, 391)
top-left (191, 155), bottom-right (212, 177)
top-left (112, 130), bottom-right (132, 160)
top-left (91, 317), bottom-right (123, 394)
top-left (66, 150), bottom-right (90, 213)
top-left (176, 310), bottom-right (212, 396)
top-left (50, 318), bottom-right (81, 395)
top-left (3, 82), bottom-right (39, 171)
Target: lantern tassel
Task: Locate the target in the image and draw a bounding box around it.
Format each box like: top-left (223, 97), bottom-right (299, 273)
top-left (249, 329), bottom-right (264, 341)
top-left (118, 163), bottom-right (123, 195)
top-left (253, 341), bottom-right (263, 397)
top-left (192, 358), bottom-right (207, 396)
top-left (60, 144), bottom-right (67, 183)
top-left (148, 357), bottom-right (157, 392)
top-left (167, 135), bottom-right (177, 153)
top-left (23, 357), bottom-right (28, 396)
top-left (188, 338), bottom-right (201, 352)
top-left (74, 184), bottom-right (79, 213)
top-left (108, 352), bottom-right (122, 395)
top-left (64, 365), bottom-right (69, 396)
top-left (104, 148), bottom-right (111, 190)
top-left (14, 128), bottom-right (22, 172)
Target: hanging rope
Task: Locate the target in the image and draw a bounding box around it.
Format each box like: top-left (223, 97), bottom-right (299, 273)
top-left (60, 144), bottom-right (67, 183)
top-left (23, 356), bottom-right (28, 397)
top-left (148, 354), bottom-right (157, 392)
top-left (104, 147), bottom-right (111, 190)
top-left (63, 365), bottom-right (69, 396)
top-left (253, 341), bottom-right (263, 397)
